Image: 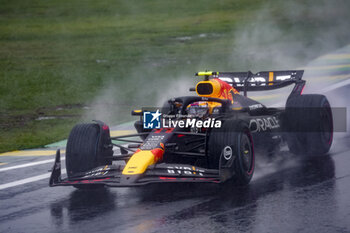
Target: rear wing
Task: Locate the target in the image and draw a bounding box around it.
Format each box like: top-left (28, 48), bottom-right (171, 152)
top-left (194, 70), bottom-right (305, 96)
top-left (217, 70), bottom-right (304, 92)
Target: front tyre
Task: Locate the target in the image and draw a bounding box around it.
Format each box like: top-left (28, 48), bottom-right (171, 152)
top-left (208, 119), bottom-right (254, 185)
top-left (66, 123), bottom-right (113, 189)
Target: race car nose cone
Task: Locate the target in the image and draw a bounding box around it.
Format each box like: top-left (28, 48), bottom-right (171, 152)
top-left (122, 150), bottom-right (155, 175)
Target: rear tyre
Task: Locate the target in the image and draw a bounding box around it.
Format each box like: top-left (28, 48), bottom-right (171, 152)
top-left (285, 94), bottom-right (333, 156)
top-left (66, 123), bottom-right (113, 189)
top-left (208, 119), bottom-right (254, 185)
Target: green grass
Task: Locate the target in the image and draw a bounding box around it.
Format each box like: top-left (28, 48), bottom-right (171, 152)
top-left (1, 0), bottom-right (350, 152)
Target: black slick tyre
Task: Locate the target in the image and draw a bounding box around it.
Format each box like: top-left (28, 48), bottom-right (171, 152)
top-left (66, 123), bottom-right (113, 189)
top-left (285, 94), bottom-right (333, 156)
top-left (208, 119), bottom-right (254, 185)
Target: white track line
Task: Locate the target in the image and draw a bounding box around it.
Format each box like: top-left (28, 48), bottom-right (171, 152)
top-left (0, 147), bottom-right (122, 190)
top-left (0, 171), bottom-right (67, 191)
top-left (321, 78), bottom-right (350, 93)
top-left (0, 157), bottom-right (65, 173)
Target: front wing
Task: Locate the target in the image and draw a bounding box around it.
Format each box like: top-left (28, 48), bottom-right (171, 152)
top-left (49, 150), bottom-right (221, 187)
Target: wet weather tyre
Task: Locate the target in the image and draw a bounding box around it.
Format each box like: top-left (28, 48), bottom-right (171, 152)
top-left (66, 123), bottom-right (112, 189)
top-left (285, 94), bottom-right (333, 156)
top-left (208, 120), bottom-right (254, 185)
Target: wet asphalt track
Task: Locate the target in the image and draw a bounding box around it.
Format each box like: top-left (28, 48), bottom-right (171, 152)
top-left (0, 136), bottom-right (350, 233)
top-left (1, 46), bottom-right (350, 233)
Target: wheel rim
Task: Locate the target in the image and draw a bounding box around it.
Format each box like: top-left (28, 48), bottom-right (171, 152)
top-left (240, 133), bottom-right (253, 174)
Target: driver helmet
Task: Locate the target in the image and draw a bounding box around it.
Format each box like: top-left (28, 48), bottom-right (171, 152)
top-left (186, 102), bottom-right (209, 118)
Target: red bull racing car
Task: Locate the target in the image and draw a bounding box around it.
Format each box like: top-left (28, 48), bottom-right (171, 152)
top-left (49, 70), bottom-right (333, 189)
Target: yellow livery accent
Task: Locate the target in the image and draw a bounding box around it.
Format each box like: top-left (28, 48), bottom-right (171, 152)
top-left (133, 110), bottom-right (142, 113)
top-left (196, 71), bottom-right (218, 76)
top-left (122, 150), bottom-right (156, 175)
top-left (196, 79), bottom-right (221, 98)
top-left (268, 72), bottom-right (274, 86)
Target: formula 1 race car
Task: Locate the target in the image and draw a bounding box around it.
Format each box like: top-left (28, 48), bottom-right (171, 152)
top-left (49, 70), bottom-right (333, 189)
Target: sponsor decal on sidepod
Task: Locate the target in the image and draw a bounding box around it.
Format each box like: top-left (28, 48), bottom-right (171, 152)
top-left (249, 116), bottom-right (280, 133)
